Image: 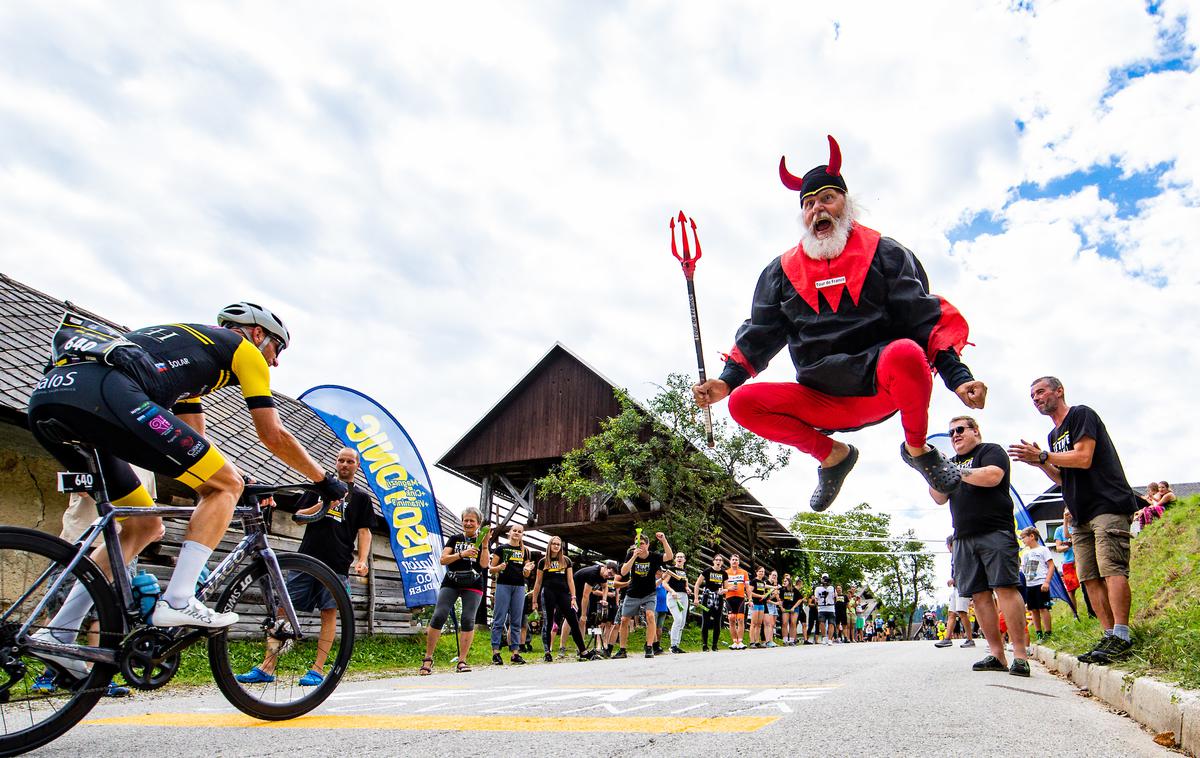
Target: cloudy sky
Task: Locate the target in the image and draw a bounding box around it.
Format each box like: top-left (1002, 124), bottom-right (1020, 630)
top-left (3, 1), bottom-right (1198, 590)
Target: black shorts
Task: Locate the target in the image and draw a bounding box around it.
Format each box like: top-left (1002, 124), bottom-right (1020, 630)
top-left (1024, 583), bottom-right (1052, 611)
top-left (28, 364), bottom-right (226, 499)
top-left (725, 596), bottom-right (745, 615)
top-left (953, 529), bottom-right (1021, 596)
top-left (287, 570), bottom-right (350, 612)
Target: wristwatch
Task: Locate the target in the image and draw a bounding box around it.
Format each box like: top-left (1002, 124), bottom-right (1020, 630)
top-left (1038, 450), bottom-right (1049, 464)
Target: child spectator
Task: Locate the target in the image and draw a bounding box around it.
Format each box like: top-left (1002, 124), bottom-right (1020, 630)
top-left (1019, 526), bottom-right (1055, 642)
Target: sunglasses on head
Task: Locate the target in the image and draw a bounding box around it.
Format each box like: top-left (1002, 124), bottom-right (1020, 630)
top-left (949, 425), bottom-right (974, 436)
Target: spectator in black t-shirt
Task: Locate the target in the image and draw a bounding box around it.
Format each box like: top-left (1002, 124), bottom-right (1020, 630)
top-left (530, 536), bottom-right (597, 662)
top-left (421, 506), bottom-right (490, 674)
top-left (930, 417), bottom-right (1029, 675)
top-left (489, 524), bottom-right (534, 665)
top-left (614, 531), bottom-right (674, 659)
top-left (574, 560), bottom-right (617, 638)
top-left (1010, 377), bottom-right (1139, 665)
top-left (661, 552), bottom-right (690, 654)
top-left (692, 554), bottom-right (726, 652)
top-left (237, 448), bottom-right (374, 687)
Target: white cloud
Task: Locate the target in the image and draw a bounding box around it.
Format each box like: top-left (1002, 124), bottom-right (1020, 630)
top-left (2, 0), bottom-right (1197, 597)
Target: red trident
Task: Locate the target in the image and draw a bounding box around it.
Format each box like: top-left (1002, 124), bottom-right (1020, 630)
top-left (669, 211), bottom-right (715, 448)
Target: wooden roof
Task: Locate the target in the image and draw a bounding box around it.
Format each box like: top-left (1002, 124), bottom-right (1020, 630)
top-left (0, 273), bottom-right (461, 533)
top-left (436, 342), bottom-right (798, 560)
top-left (438, 343), bottom-right (622, 479)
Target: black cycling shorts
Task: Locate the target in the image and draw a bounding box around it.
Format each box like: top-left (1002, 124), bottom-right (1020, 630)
top-left (28, 364), bottom-right (228, 501)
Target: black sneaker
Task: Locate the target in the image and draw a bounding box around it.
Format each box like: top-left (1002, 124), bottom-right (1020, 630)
top-left (701, 645), bottom-right (709, 652)
top-left (972, 655), bottom-right (1007, 672)
top-left (1089, 636), bottom-right (1133, 664)
top-left (670, 646), bottom-right (686, 654)
top-left (578, 649), bottom-right (599, 661)
top-left (900, 443), bottom-right (961, 494)
top-left (653, 643), bottom-right (663, 655)
top-left (1009, 659), bottom-right (1031, 677)
top-left (510, 653), bottom-right (526, 665)
top-left (644, 645), bottom-right (655, 659)
top-left (810, 444), bottom-right (859, 512)
top-left (1077, 636), bottom-right (1110, 664)
top-left (492, 653), bottom-right (503, 666)
top-left (543, 652), bottom-right (553, 663)
top-left (612, 648), bottom-right (627, 660)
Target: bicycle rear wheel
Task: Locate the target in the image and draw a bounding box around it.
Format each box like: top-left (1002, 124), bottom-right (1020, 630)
top-left (0, 527), bottom-right (121, 757)
top-left (208, 552), bottom-right (354, 720)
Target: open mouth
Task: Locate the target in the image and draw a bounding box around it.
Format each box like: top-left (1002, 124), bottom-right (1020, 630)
top-left (813, 218), bottom-right (834, 236)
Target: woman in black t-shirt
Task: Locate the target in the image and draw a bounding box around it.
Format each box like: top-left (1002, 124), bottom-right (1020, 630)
top-left (779, 574), bottom-right (799, 646)
top-left (662, 552), bottom-right (690, 654)
top-left (488, 524), bottom-right (533, 665)
top-left (805, 592), bottom-right (819, 644)
top-left (529, 536), bottom-right (597, 662)
top-left (421, 507), bottom-right (490, 675)
top-left (748, 566), bottom-right (768, 648)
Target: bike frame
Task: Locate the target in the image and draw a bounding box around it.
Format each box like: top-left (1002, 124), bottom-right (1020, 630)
top-left (13, 458), bottom-right (309, 669)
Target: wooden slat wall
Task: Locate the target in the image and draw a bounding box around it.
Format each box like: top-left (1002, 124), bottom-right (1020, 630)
top-left (148, 521), bottom-right (416, 638)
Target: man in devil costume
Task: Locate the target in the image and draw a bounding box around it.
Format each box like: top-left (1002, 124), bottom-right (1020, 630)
top-left (693, 136), bottom-right (988, 511)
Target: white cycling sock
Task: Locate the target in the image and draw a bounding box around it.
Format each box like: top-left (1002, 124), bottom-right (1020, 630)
top-left (46, 580), bottom-right (95, 642)
top-left (163, 541), bottom-right (212, 608)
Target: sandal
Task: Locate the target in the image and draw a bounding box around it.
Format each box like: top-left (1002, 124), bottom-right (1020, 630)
top-left (455, 660), bottom-right (472, 673)
top-left (418, 657), bottom-right (433, 676)
top-left (809, 445), bottom-right (859, 512)
top-left (900, 443), bottom-right (961, 494)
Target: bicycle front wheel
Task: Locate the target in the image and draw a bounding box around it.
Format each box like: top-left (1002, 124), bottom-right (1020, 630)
top-left (207, 552), bottom-right (354, 720)
top-left (0, 527), bottom-right (122, 757)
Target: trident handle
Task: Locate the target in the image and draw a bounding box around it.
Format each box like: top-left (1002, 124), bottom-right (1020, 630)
top-left (670, 211), bottom-right (715, 448)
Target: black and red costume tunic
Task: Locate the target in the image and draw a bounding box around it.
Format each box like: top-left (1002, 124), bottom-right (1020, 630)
top-left (717, 222), bottom-right (973, 461)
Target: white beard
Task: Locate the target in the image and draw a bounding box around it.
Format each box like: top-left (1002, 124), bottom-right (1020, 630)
top-left (798, 196), bottom-right (857, 260)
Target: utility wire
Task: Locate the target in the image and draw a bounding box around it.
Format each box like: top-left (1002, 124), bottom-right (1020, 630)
top-left (781, 547), bottom-right (947, 556)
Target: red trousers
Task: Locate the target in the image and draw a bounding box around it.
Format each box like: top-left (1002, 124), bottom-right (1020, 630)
top-left (727, 339), bottom-right (932, 462)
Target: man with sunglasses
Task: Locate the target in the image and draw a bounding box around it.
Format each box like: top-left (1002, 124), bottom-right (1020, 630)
top-left (28, 302), bottom-right (347, 674)
top-left (928, 417), bottom-right (1030, 676)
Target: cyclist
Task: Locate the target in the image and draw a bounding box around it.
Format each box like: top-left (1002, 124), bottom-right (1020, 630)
top-left (27, 303), bottom-right (347, 678)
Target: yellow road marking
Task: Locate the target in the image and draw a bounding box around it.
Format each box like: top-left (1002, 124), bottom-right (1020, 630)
top-left (85, 713), bottom-right (778, 734)
top-left (385, 683), bottom-right (840, 690)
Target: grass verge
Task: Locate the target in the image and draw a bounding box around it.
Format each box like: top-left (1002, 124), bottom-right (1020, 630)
top-left (1045, 495), bottom-right (1200, 690)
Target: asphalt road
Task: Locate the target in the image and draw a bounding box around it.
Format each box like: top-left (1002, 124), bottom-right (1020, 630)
top-left (29, 640), bottom-right (1170, 757)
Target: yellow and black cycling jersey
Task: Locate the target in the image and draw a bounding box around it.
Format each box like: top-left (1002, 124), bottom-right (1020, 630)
top-left (125, 323), bottom-right (274, 413)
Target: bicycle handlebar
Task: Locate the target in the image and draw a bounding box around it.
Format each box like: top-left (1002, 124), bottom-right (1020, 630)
top-left (241, 481), bottom-right (336, 524)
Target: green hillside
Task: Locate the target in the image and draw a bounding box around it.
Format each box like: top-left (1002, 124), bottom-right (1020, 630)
top-left (1048, 495), bottom-right (1200, 688)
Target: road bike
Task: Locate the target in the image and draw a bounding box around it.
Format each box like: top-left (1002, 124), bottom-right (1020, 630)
top-left (0, 425), bottom-right (354, 756)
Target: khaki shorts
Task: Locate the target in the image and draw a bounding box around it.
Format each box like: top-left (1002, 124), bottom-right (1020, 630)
top-left (1072, 512), bottom-right (1133, 582)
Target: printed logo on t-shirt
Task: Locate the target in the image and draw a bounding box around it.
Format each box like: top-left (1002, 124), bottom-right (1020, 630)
top-left (1051, 429), bottom-right (1072, 454)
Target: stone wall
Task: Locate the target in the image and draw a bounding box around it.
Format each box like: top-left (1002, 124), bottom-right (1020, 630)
top-left (0, 422), bottom-right (69, 535)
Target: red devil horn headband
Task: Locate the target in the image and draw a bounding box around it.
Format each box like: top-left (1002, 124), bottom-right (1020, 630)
top-left (779, 134), bottom-right (844, 192)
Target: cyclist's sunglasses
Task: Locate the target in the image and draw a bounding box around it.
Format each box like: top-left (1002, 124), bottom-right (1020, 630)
top-left (270, 336), bottom-right (286, 354)
top-left (948, 425), bottom-right (974, 436)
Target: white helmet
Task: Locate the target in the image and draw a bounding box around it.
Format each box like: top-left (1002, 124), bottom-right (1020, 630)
top-left (217, 302), bottom-right (290, 351)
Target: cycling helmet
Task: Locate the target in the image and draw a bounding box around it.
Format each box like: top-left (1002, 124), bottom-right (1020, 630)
top-left (217, 302), bottom-right (290, 351)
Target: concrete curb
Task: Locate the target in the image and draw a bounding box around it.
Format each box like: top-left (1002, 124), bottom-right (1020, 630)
top-left (1033, 644), bottom-right (1200, 755)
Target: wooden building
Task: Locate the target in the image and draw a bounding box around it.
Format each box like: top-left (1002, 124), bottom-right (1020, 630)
top-left (437, 343), bottom-right (798, 564)
top-left (0, 273), bottom-right (460, 635)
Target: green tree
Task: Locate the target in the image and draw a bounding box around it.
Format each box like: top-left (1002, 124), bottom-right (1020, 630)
top-left (787, 502), bottom-right (893, 592)
top-left (537, 373), bottom-right (791, 560)
top-left (871, 529), bottom-right (936, 636)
